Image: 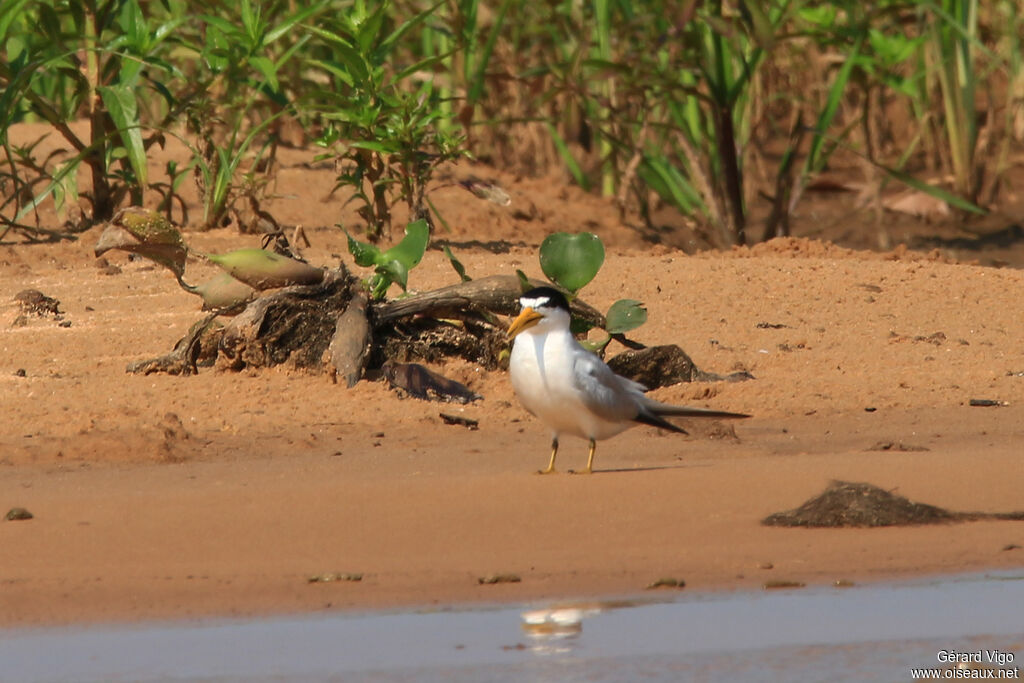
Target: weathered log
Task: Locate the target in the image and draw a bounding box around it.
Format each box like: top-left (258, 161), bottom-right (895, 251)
top-left (217, 269), bottom-right (356, 371)
top-left (327, 290), bottom-right (371, 387)
top-left (127, 314), bottom-right (222, 376)
top-left (374, 274), bottom-right (605, 329)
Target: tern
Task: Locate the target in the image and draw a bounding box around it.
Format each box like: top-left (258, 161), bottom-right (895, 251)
top-left (507, 286), bottom-right (750, 474)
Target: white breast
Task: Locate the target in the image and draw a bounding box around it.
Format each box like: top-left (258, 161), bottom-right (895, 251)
top-left (510, 329), bottom-right (633, 441)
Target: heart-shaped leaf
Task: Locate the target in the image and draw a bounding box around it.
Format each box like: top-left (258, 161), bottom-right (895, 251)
top-left (539, 231), bottom-right (604, 294)
top-left (605, 299), bottom-right (647, 334)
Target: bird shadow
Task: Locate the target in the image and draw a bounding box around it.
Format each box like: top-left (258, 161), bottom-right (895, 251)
top-left (577, 463), bottom-right (692, 475)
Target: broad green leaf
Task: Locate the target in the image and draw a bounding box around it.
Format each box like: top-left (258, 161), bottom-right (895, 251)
top-left (97, 84), bottom-right (147, 187)
top-left (198, 15), bottom-right (237, 35)
top-left (381, 218), bottom-right (430, 269)
top-left (796, 5), bottom-right (837, 28)
top-left (605, 299), bottom-right (648, 334)
top-left (345, 229), bottom-right (382, 267)
top-left (378, 259), bottom-right (409, 290)
top-left (119, 0), bottom-right (147, 50)
top-left (240, 0), bottom-right (260, 45)
top-left (539, 232), bottom-right (604, 294)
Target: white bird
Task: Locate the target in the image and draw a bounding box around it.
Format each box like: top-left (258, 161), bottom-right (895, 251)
top-left (507, 286), bottom-right (750, 474)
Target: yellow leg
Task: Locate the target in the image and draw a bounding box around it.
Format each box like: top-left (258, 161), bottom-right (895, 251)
top-left (572, 439), bottom-right (596, 475)
top-left (537, 438), bottom-right (558, 474)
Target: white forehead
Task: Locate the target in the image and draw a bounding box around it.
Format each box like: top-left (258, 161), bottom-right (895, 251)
top-left (520, 295), bottom-right (554, 309)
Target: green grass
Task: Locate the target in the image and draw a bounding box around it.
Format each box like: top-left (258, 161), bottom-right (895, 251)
top-left (1, 0), bottom-right (1018, 244)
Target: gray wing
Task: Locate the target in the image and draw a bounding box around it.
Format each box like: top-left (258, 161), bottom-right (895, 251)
top-left (571, 349), bottom-right (751, 430)
top-left (570, 351), bottom-right (646, 422)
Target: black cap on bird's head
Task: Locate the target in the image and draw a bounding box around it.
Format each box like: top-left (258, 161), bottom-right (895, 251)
top-left (520, 286), bottom-right (570, 312)
top-left (507, 286), bottom-right (571, 339)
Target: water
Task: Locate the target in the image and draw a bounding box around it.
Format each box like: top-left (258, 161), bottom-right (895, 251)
top-left (1, 572), bottom-right (1022, 683)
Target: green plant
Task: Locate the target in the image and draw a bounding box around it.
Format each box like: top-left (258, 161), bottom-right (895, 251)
top-left (185, 100), bottom-right (283, 230)
top-left (535, 231), bottom-right (647, 352)
top-left (345, 218), bottom-right (430, 299)
top-left (0, 0), bottom-right (184, 228)
top-left (184, 0), bottom-right (328, 229)
top-left (307, 1), bottom-right (467, 242)
top-left (151, 159), bottom-right (193, 225)
top-left (0, 132), bottom-right (73, 241)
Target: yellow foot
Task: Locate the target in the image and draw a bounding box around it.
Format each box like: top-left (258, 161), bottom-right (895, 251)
top-left (535, 466), bottom-right (558, 475)
top-left (568, 467), bottom-right (593, 475)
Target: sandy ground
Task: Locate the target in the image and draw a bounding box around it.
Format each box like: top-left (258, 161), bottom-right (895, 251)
top-left (2, 123), bottom-right (1024, 627)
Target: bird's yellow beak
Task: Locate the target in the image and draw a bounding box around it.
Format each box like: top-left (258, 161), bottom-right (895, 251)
top-left (507, 307), bottom-right (543, 339)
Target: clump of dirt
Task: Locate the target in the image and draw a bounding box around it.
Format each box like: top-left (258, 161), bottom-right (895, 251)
top-left (14, 289), bottom-right (62, 317)
top-left (762, 480), bottom-right (1024, 528)
top-left (607, 344), bottom-right (754, 389)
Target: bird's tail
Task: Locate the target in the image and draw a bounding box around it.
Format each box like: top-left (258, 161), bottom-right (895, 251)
top-left (644, 399), bottom-right (750, 420)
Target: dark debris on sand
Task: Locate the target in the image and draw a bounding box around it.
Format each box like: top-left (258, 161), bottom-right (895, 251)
top-left (762, 480), bottom-right (1024, 528)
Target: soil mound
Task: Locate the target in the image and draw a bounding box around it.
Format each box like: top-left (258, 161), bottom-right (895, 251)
top-left (762, 481), bottom-right (1024, 528)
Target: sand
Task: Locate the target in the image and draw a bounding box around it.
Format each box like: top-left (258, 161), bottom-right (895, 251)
top-left (2, 122), bottom-right (1024, 627)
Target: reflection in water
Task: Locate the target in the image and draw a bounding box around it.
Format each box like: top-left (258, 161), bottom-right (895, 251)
top-left (521, 605), bottom-right (597, 655)
top-left (1, 572), bottom-right (1023, 682)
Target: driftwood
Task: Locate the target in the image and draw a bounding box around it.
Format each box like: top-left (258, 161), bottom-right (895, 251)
top-left (327, 290), bottom-right (371, 387)
top-left (375, 275), bottom-right (646, 351)
top-left (127, 314), bottom-right (222, 376)
top-left (375, 274), bottom-right (605, 328)
top-left (130, 270), bottom-right (731, 387)
top-left (218, 269), bottom-right (357, 371)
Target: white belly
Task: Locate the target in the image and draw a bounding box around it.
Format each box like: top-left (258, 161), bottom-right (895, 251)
top-left (510, 332), bottom-right (632, 442)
